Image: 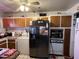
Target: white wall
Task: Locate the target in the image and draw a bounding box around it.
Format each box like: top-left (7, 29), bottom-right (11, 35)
top-left (74, 18), bottom-right (79, 59)
top-left (3, 12), bottom-right (39, 17)
top-left (3, 11), bottom-right (72, 17)
top-left (67, 3), bottom-right (79, 58)
top-left (0, 12), bottom-right (4, 29)
top-left (67, 3), bottom-right (79, 57)
top-left (67, 3), bottom-right (79, 14)
top-left (69, 15), bottom-right (75, 57)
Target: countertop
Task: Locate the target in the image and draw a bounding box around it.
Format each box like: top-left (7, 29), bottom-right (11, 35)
top-left (7, 36), bottom-right (17, 40)
top-left (0, 36), bottom-right (17, 42)
top-left (0, 38), bottom-right (7, 42)
top-left (0, 35), bottom-right (29, 42)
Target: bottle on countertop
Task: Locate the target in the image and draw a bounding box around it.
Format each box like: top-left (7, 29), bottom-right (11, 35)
top-left (12, 32), bottom-right (15, 37)
top-left (22, 30), bottom-right (29, 37)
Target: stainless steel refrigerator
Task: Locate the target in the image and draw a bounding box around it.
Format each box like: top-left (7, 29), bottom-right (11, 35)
top-left (29, 20), bottom-right (49, 58)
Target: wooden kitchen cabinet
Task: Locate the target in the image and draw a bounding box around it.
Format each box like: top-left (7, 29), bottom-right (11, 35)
top-left (50, 16), bottom-right (60, 27)
top-left (25, 18), bottom-right (32, 27)
top-left (0, 40), bottom-right (7, 48)
top-left (33, 16), bottom-right (48, 21)
top-left (61, 16), bottom-right (72, 27)
top-left (3, 18), bottom-right (9, 28)
top-left (14, 18), bottom-right (26, 27)
top-left (40, 16), bottom-right (48, 20)
top-left (8, 40), bottom-right (15, 49)
top-left (3, 18), bottom-right (14, 28)
top-left (64, 29), bottom-right (70, 56)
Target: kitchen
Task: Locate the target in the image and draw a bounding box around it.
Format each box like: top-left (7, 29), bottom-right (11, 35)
top-left (0, 0), bottom-right (78, 59)
top-left (0, 15), bottom-right (72, 59)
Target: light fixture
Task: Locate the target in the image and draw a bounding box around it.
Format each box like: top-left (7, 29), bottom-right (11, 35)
top-left (17, 0), bottom-right (40, 12)
top-left (27, 3), bottom-right (31, 6)
top-left (18, 4), bottom-right (29, 12)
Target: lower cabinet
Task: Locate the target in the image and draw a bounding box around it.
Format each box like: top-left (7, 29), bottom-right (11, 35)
top-left (8, 40), bottom-right (15, 49)
top-left (0, 40), bottom-right (7, 48)
top-left (16, 37), bottom-right (29, 55)
top-left (0, 39), bottom-right (15, 49)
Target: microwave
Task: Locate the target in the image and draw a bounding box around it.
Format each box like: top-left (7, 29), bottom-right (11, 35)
top-left (50, 29), bottom-right (63, 39)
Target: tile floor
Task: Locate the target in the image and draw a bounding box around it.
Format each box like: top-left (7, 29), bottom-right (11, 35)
top-left (16, 55), bottom-right (37, 59)
top-left (16, 55), bottom-right (65, 59)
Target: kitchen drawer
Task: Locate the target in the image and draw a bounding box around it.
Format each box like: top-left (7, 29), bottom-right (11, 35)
top-left (8, 40), bottom-right (15, 43)
top-left (8, 43), bottom-right (15, 49)
top-left (8, 40), bottom-right (15, 49)
top-left (0, 43), bottom-right (6, 48)
top-left (0, 40), bottom-right (6, 44)
top-left (0, 40), bottom-right (6, 48)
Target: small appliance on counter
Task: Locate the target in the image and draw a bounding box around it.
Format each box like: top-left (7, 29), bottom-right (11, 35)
top-left (5, 32), bottom-right (12, 36)
top-left (0, 32), bottom-right (12, 38)
top-left (22, 31), bottom-right (29, 37)
top-left (0, 33), bottom-right (5, 38)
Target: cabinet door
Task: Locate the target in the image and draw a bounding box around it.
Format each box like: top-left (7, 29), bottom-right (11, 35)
top-left (0, 41), bottom-right (6, 48)
top-left (0, 43), bottom-right (6, 48)
top-left (14, 18), bottom-right (26, 27)
top-left (64, 29), bottom-right (70, 56)
top-left (61, 16), bottom-right (72, 27)
top-left (8, 40), bottom-right (15, 49)
top-left (3, 18), bottom-right (14, 28)
top-left (40, 16), bottom-right (48, 21)
top-left (50, 16), bottom-right (60, 27)
top-left (25, 18), bottom-right (32, 27)
top-left (8, 43), bottom-right (15, 49)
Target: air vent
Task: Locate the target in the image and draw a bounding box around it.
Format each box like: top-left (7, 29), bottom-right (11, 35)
top-left (39, 13), bottom-right (47, 16)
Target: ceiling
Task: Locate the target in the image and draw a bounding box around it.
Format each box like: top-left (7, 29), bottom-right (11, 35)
top-left (0, 0), bottom-right (78, 12)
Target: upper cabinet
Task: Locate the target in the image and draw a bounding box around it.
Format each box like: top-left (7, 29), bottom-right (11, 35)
top-left (14, 18), bottom-right (33, 27)
top-left (3, 17), bottom-right (33, 28)
top-left (14, 18), bottom-right (26, 27)
top-left (2, 16), bottom-right (72, 28)
top-left (61, 16), bottom-right (72, 27)
top-left (25, 18), bottom-right (32, 27)
top-left (3, 18), bottom-right (15, 28)
top-left (50, 16), bottom-right (60, 27)
top-left (34, 16), bottom-right (48, 21)
top-left (50, 16), bottom-right (72, 27)
top-left (40, 16), bottom-right (48, 21)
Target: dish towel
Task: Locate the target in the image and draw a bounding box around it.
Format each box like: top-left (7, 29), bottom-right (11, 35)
top-left (4, 49), bottom-right (17, 56)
